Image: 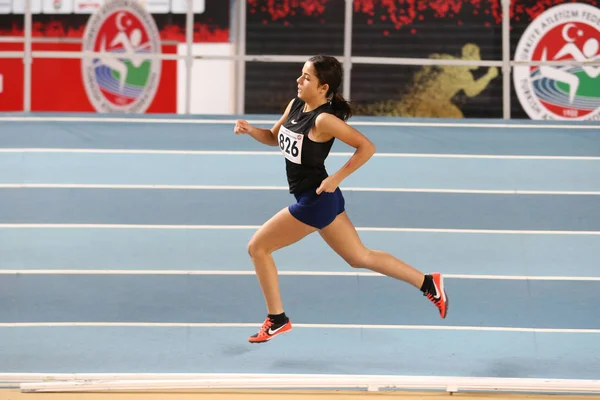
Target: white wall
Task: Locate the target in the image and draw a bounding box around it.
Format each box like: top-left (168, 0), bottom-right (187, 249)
top-left (177, 43), bottom-right (235, 114)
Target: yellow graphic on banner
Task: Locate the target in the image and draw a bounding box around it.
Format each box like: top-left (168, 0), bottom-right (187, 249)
top-left (360, 44), bottom-right (499, 118)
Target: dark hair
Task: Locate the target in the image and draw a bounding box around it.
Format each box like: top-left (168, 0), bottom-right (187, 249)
top-left (308, 55), bottom-right (353, 121)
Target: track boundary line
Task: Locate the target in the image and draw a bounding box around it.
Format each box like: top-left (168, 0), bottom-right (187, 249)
top-left (1, 148), bottom-right (600, 160)
top-left (0, 223), bottom-right (598, 235)
top-left (0, 269), bottom-right (598, 280)
top-left (1, 183), bottom-right (599, 195)
top-left (0, 322), bottom-right (599, 333)
top-left (2, 115), bottom-right (600, 129)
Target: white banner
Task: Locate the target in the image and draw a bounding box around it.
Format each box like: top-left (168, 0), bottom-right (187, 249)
top-left (42, 0), bottom-right (73, 13)
top-left (138, 0), bottom-right (167, 13)
top-left (0, 0), bottom-right (11, 13)
top-left (7, 0), bottom-right (201, 13)
top-left (11, 0), bottom-right (42, 13)
top-left (170, 0), bottom-right (203, 14)
top-left (73, 0), bottom-right (102, 13)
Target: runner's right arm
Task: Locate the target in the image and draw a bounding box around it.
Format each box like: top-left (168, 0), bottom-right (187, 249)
top-left (234, 99), bottom-right (295, 147)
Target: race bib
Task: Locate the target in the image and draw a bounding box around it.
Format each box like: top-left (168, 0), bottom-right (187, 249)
top-left (278, 126), bottom-right (303, 164)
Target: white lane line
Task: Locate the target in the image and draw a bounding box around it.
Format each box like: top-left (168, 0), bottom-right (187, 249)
top-left (0, 224), bottom-right (598, 235)
top-left (0, 322), bottom-right (598, 333)
top-left (0, 270), bottom-right (598, 281)
top-left (0, 183), bottom-right (598, 195)
top-left (1, 115), bottom-right (599, 129)
top-left (1, 148), bottom-right (599, 160)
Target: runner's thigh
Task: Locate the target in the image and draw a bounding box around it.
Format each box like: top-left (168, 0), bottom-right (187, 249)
top-left (248, 207), bottom-right (317, 255)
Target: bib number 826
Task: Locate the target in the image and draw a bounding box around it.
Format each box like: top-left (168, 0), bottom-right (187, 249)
top-left (279, 133), bottom-right (299, 157)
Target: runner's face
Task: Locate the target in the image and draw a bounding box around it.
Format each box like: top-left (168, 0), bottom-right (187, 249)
top-left (296, 62), bottom-right (327, 101)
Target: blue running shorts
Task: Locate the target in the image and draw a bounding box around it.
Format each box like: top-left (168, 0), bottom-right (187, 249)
top-left (288, 187), bottom-right (345, 229)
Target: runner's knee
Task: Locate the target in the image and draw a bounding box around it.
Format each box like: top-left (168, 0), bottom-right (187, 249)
top-left (345, 248), bottom-right (371, 269)
top-left (247, 237), bottom-right (270, 259)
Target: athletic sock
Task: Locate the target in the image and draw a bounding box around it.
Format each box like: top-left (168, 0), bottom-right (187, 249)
top-left (268, 312), bottom-right (288, 326)
top-left (420, 274), bottom-right (435, 295)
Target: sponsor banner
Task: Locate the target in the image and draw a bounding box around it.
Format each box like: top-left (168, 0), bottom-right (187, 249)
top-left (42, 0), bottom-right (73, 14)
top-left (513, 2), bottom-right (600, 121)
top-left (244, 0), bottom-right (600, 118)
top-left (245, 0), bottom-right (503, 118)
top-left (7, 0), bottom-right (201, 14)
top-left (0, 0), bottom-right (228, 42)
top-left (0, 43), bottom-right (24, 111)
top-left (0, 43), bottom-right (176, 113)
top-left (73, 0), bottom-right (102, 14)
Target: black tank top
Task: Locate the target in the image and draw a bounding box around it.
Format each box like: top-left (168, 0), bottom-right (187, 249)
top-left (277, 98), bottom-right (335, 194)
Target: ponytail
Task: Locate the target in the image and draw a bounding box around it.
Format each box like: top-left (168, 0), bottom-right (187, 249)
top-left (330, 91), bottom-right (353, 122)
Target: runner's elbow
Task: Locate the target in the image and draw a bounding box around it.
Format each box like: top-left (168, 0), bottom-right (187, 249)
top-left (362, 140), bottom-right (376, 156)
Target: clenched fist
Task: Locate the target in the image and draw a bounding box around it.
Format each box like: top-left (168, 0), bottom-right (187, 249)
top-left (234, 120), bottom-right (252, 135)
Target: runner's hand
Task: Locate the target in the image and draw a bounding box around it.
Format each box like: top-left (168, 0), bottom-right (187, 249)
top-left (234, 120), bottom-right (252, 135)
top-left (316, 176), bottom-right (340, 195)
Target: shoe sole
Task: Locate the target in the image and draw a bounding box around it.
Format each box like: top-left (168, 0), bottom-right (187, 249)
top-left (433, 273), bottom-right (449, 319)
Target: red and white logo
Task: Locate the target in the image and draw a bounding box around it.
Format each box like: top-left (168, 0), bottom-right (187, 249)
top-left (81, 0), bottom-right (162, 113)
top-left (513, 3), bottom-right (600, 121)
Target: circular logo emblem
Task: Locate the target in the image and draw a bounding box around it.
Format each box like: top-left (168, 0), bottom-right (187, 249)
top-left (81, 0), bottom-right (162, 113)
top-left (513, 3), bottom-right (600, 121)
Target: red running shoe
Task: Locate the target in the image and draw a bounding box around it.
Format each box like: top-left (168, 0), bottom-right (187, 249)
top-left (425, 272), bottom-right (448, 318)
top-left (248, 317), bottom-right (292, 343)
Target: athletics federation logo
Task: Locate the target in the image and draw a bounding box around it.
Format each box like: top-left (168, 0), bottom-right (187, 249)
top-left (81, 0), bottom-right (162, 113)
top-left (513, 3), bottom-right (600, 121)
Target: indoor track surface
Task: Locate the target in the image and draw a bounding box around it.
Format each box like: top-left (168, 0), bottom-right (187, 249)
top-left (0, 113), bottom-right (599, 398)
